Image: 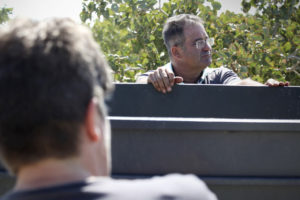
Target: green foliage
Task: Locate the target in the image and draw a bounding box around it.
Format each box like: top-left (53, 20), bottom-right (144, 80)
top-left (240, 0), bottom-right (300, 84)
top-left (81, 0), bottom-right (300, 85)
top-left (0, 7), bottom-right (13, 24)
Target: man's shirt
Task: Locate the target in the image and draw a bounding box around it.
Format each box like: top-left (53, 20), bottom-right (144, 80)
top-left (0, 174), bottom-right (217, 200)
top-left (139, 62), bottom-right (241, 85)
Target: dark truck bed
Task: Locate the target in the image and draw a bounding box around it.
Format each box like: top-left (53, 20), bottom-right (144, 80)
top-left (1, 84), bottom-right (300, 199)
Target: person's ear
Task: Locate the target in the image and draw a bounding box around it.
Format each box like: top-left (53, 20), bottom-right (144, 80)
top-left (171, 46), bottom-right (183, 60)
top-left (85, 98), bottom-right (102, 142)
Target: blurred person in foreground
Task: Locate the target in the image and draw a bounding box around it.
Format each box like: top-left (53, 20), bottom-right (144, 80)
top-left (136, 14), bottom-right (289, 93)
top-left (0, 18), bottom-right (217, 200)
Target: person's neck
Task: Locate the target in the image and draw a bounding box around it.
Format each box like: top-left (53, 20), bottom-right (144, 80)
top-left (172, 63), bottom-right (206, 83)
top-left (14, 158), bottom-right (90, 191)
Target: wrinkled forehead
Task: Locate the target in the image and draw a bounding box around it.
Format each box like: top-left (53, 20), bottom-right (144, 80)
top-left (183, 22), bottom-right (207, 41)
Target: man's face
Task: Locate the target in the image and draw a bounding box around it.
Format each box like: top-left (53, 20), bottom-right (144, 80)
top-left (96, 102), bottom-right (112, 176)
top-left (103, 117), bottom-right (112, 175)
top-left (80, 99), bottom-right (112, 177)
top-left (181, 23), bottom-right (212, 71)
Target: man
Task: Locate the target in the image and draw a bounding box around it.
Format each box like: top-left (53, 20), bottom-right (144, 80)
top-left (136, 14), bottom-right (288, 93)
top-left (0, 18), bottom-right (217, 200)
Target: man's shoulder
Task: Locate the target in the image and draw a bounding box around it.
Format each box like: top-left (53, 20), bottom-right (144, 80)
top-left (1, 175), bottom-right (217, 200)
top-left (105, 173), bottom-right (203, 188)
top-left (91, 174), bottom-right (217, 200)
top-left (205, 66), bottom-right (231, 73)
top-left (203, 66), bottom-right (240, 85)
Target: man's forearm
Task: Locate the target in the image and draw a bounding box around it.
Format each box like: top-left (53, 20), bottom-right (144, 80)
top-left (231, 78), bottom-right (265, 86)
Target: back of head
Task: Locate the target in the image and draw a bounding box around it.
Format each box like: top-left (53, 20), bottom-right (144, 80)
top-left (0, 18), bottom-right (113, 174)
top-left (162, 14), bottom-right (204, 57)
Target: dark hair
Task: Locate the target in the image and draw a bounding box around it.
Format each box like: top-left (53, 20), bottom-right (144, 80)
top-left (0, 18), bottom-right (113, 174)
top-left (162, 14), bottom-right (204, 57)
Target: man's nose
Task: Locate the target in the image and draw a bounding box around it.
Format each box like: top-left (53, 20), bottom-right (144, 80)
top-left (202, 40), bottom-right (212, 51)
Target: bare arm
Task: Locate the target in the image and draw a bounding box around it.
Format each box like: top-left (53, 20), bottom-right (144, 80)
top-left (136, 75), bottom-right (149, 84)
top-left (230, 78), bottom-right (265, 86)
top-left (230, 78), bottom-right (289, 86)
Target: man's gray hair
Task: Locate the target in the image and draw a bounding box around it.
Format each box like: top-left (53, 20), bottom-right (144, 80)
top-left (162, 14), bottom-right (204, 57)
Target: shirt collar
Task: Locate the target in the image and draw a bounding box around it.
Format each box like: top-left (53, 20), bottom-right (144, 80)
top-left (168, 62), bottom-right (208, 84)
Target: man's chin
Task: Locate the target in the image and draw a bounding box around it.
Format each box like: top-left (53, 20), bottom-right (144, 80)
top-left (200, 58), bottom-right (212, 67)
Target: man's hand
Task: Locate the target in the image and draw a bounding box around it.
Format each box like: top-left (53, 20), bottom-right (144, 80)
top-left (148, 67), bottom-right (183, 93)
top-left (265, 79), bottom-right (289, 87)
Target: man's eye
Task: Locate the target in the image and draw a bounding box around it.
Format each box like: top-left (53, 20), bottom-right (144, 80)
top-left (195, 40), bottom-right (207, 49)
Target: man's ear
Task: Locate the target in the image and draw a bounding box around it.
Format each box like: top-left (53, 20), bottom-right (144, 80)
top-left (85, 98), bottom-right (102, 142)
top-left (171, 46), bottom-right (183, 59)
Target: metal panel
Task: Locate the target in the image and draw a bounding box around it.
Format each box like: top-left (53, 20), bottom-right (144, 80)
top-left (110, 117), bottom-right (300, 176)
top-left (1, 84), bottom-right (300, 198)
top-left (204, 177), bottom-right (300, 200)
top-left (107, 84), bottom-right (300, 119)
top-left (110, 116), bottom-right (300, 199)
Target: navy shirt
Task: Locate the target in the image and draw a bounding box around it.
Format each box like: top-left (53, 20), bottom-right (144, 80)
top-left (139, 63), bottom-right (241, 85)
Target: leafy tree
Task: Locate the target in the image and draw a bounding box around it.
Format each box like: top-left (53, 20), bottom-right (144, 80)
top-left (81, 0), bottom-right (299, 85)
top-left (0, 7), bottom-right (13, 24)
top-left (240, 0), bottom-right (300, 83)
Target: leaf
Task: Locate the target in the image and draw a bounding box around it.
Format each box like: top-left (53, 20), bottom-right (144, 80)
top-left (111, 4), bottom-right (119, 12)
top-left (0, 7), bottom-right (13, 24)
top-left (283, 42), bottom-right (292, 52)
top-left (149, 35), bottom-right (155, 41)
top-left (212, 1), bottom-right (221, 11)
top-left (242, 0), bottom-right (251, 13)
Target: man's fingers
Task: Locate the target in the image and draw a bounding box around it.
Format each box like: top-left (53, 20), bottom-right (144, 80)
top-left (167, 71), bottom-right (175, 87)
top-left (148, 68), bottom-right (183, 93)
top-left (285, 82), bottom-right (290, 86)
top-left (154, 70), bottom-right (167, 93)
top-left (158, 68), bottom-right (172, 92)
top-left (279, 82), bottom-right (284, 86)
top-left (149, 73), bottom-right (161, 92)
top-left (265, 78), bottom-right (289, 87)
top-left (265, 79), bottom-right (279, 87)
top-left (174, 76), bottom-right (183, 84)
